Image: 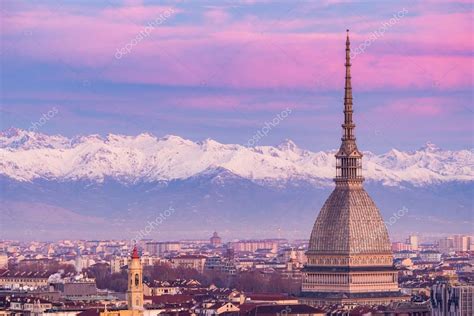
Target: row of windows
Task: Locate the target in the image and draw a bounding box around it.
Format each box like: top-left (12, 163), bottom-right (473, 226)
top-left (1, 278), bottom-right (46, 283)
top-left (304, 273), bottom-right (396, 285)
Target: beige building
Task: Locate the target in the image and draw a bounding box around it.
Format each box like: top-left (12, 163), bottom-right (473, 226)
top-left (438, 235), bottom-right (472, 253)
top-left (110, 255), bottom-right (163, 273)
top-left (170, 255), bottom-right (207, 273)
top-left (144, 241), bottom-right (180, 256)
top-left (407, 235), bottom-right (419, 251)
top-left (453, 235), bottom-right (471, 252)
top-left (9, 297), bottom-right (53, 314)
top-left (143, 281), bottom-right (179, 296)
top-left (0, 270), bottom-right (50, 288)
top-left (0, 253), bottom-right (8, 269)
top-left (300, 31), bottom-right (406, 307)
top-left (228, 240), bottom-right (278, 253)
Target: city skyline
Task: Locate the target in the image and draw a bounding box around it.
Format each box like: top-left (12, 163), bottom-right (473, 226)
top-left (0, 0), bottom-right (472, 313)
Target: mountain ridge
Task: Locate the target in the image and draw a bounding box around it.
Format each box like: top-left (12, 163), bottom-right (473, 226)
top-left (0, 127), bottom-right (472, 186)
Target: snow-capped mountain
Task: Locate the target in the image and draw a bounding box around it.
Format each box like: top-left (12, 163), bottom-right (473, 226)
top-left (0, 127), bottom-right (472, 240)
top-left (0, 127), bottom-right (472, 186)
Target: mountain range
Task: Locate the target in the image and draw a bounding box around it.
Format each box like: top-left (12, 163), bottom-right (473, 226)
top-left (0, 127), bottom-right (472, 241)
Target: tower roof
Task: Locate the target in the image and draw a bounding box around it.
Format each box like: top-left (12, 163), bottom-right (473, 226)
top-left (308, 30), bottom-right (391, 256)
top-left (308, 187), bottom-right (391, 254)
top-left (131, 245), bottom-right (140, 259)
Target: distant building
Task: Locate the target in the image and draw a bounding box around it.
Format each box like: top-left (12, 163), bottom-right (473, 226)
top-left (239, 304), bottom-right (325, 316)
top-left (198, 301), bottom-right (240, 316)
top-left (224, 247), bottom-right (235, 261)
top-left (204, 256), bottom-right (222, 271)
top-left (0, 270), bottom-right (52, 288)
top-left (171, 255), bottom-right (207, 273)
top-left (228, 240), bottom-right (278, 253)
top-left (0, 253), bottom-right (7, 269)
top-left (407, 235), bottom-right (419, 251)
top-left (392, 242), bottom-right (412, 252)
top-left (110, 257), bottom-right (129, 273)
top-left (18, 258), bottom-right (58, 270)
top-left (393, 250), bottom-right (417, 260)
top-left (431, 282), bottom-right (474, 316)
top-left (453, 235), bottom-right (471, 252)
top-left (143, 280), bottom-right (179, 296)
top-left (75, 256), bottom-right (94, 272)
top-left (110, 255), bottom-right (162, 273)
top-left (9, 297), bottom-right (53, 314)
top-left (209, 232), bottom-right (222, 247)
top-left (438, 235), bottom-right (472, 253)
top-left (419, 250), bottom-right (442, 263)
top-left (204, 256), bottom-right (236, 275)
top-left (53, 278), bottom-right (97, 298)
top-left (439, 237), bottom-right (455, 254)
top-left (144, 241), bottom-right (180, 256)
top-left (282, 248), bottom-right (308, 265)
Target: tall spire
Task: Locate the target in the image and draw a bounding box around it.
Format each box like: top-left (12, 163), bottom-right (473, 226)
top-left (343, 29), bottom-right (354, 142)
top-left (335, 30), bottom-right (363, 184)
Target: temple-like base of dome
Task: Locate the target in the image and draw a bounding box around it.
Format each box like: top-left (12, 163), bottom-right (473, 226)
top-left (299, 290), bottom-right (409, 307)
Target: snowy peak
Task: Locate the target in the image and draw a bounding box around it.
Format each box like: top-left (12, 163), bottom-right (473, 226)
top-left (0, 127), bottom-right (70, 150)
top-left (0, 128), bottom-right (472, 185)
top-left (277, 139), bottom-right (299, 152)
top-left (420, 141), bottom-right (441, 153)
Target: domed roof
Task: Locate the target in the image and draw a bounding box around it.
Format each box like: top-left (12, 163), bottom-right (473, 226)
top-left (308, 185), bottom-right (392, 255)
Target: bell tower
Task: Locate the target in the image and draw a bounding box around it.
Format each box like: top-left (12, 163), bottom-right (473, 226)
top-left (127, 246), bottom-right (143, 310)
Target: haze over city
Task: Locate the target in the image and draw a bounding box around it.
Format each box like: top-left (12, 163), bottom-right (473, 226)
top-left (0, 1), bottom-right (473, 315)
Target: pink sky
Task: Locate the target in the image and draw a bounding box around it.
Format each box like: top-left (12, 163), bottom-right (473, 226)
top-left (0, 0), bottom-right (472, 151)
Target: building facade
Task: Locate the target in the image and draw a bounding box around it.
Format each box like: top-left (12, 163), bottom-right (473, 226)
top-left (228, 240), bottom-right (278, 253)
top-left (300, 30), bottom-right (406, 307)
top-left (170, 255), bottom-right (207, 273)
top-left (431, 282), bottom-right (474, 316)
top-left (408, 235), bottom-right (419, 251)
top-left (144, 241), bottom-right (180, 256)
top-left (210, 232), bottom-right (222, 247)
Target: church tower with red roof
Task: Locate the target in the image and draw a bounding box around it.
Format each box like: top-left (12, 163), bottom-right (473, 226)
top-left (127, 245), bottom-right (144, 310)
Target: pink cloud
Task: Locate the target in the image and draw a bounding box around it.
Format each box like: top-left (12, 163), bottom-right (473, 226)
top-left (374, 97), bottom-right (456, 117)
top-left (204, 8), bottom-right (230, 25)
top-left (1, 3), bottom-right (472, 92)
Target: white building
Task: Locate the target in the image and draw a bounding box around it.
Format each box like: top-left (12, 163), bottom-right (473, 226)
top-left (431, 282), bottom-right (474, 316)
top-left (408, 235), bottom-right (419, 251)
top-left (0, 253), bottom-right (7, 269)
